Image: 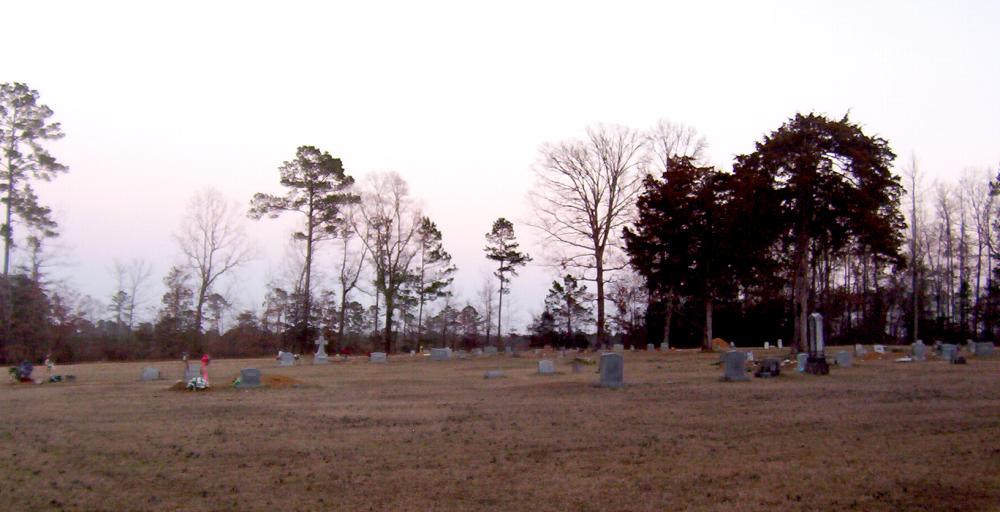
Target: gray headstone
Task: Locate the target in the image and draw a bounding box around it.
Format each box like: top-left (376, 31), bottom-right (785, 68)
top-left (599, 353), bottom-right (624, 388)
top-left (796, 353), bottom-right (808, 372)
top-left (472, 348), bottom-right (483, 356)
top-left (646, 343), bottom-right (654, 352)
top-left (483, 370), bottom-right (505, 379)
top-left (484, 346), bottom-right (498, 355)
top-left (505, 346), bottom-right (513, 355)
top-left (940, 344), bottom-right (958, 363)
top-left (855, 344), bottom-right (867, 357)
top-left (965, 340), bottom-right (976, 354)
top-left (612, 343), bottom-right (624, 352)
top-left (745, 351), bottom-right (755, 362)
top-left (912, 340), bottom-right (927, 361)
top-left (430, 348), bottom-right (451, 361)
top-left (278, 351), bottom-right (295, 367)
top-left (140, 366), bottom-right (161, 381)
top-left (807, 313), bottom-right (825, 355)
top-left (722, 351), bottom-right (749, 381)
top-left (755, 358), bottom-right (781, 378)
top-left (236, 368), bottom-right (262, 388)
top-left (184, 364), bottom-right (201, 382)
top-left (661, 342), bottom-right (669, 350)
top-left (538, 360), bottom-right (555, 375)
top-left (370, 352), bottom-right (387, 363)
top-left (835, 351), bottom-right (853, 368)
top-left (975, 342), bottom-right (995, 357)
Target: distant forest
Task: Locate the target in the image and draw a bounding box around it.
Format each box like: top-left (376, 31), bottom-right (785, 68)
top-left (2, 82), bottom-right (998, 363)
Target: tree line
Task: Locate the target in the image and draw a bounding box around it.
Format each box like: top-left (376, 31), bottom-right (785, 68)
top-left (2, 82), bottom-right (998, 363)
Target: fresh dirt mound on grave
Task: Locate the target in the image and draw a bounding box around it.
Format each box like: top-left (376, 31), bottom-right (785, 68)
top-left (262, 375), bottom-right (303, 388)
top-left (863, 352), bottom-right (887, 361)
top-left (711, 338), bottom-right (731, 352)
top-left (167, 380), bottom-right (214, 392)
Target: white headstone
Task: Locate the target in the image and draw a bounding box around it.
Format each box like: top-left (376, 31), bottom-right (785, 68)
top-left (314, 336), bottom-right (329, 365)
top-left (661, 342), bottom-right (669, 351)
top-left (646, 343), bottom-right (654, 352)
top-left (873, 344), bottom-right (886, 354)
top-left (430, 348), bottom-right (451, 361)
top-left (911, 340), bottom-right (927, 361)
top-left (538, 360), bottom-right (555, 375)
top-left (777, 339), bottom-right (783, 349)
top-left (370, 352), bottom-right (387, 363)
top-left (764, 342), bottom-right (770, 350)
top-left (278, 351), bottom-right (295, 367)
top-left (484, 346), bottom-right (498, 355)
top-left (613, 343), bottom-right (624, 352)
top-left (746, 351), bottom-right (755, 362)
top-left (855, 344), bottom-right (868, 357)
top-left (140, 366), bottom-right (161, 381)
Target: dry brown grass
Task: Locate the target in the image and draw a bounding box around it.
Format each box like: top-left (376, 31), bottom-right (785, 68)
top-left (2, 348), bottom-right (999, 511)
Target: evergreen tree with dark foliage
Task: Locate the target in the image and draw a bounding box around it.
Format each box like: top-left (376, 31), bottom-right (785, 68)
top-left (732, 113), bottom-right (905, 351)
top-left (484, 218), bottom-right (531, 345)
top-left (543, 274), bottom-right (594, 343)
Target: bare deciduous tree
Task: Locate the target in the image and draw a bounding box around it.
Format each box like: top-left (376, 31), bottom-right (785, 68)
top-left (176, 188), bottom-right (254, 343)
top-left (353, 171), bottom-right (421, 353)
top-left (529, 124), bottom-right (645, 344)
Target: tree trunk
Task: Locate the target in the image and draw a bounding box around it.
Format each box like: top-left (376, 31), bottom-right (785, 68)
top-left (595, 257), bottom-right (606, 345)
top-left (662, 292), bottom-right (674, 349)
top-left (792, 230), bottom-right (811, 353)
top-left (703, 297), bottom-right (713, 351)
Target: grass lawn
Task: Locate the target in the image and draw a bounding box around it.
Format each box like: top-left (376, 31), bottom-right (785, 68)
top-left (2, 348), bottom-right (999, 511)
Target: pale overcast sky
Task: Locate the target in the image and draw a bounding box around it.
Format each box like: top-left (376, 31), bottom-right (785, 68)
top-left (5, 1), bottom-right (999, 327)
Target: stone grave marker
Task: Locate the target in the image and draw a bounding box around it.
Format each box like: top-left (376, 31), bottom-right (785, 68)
top-left (805, 312), bottom-right (829, 375)
top-left (777, 339), bottom-right (783, 349)
top-left (184, 363), bottom-right (201, 382)
top-left (873, 344), bottom-right (886, 354)
top-left (940, 344), bottom-right (958, 363)
top-left (538, 360), bottom-right (555, 375)
top-left (746, 351), bottom-right (755, 362)
top-left (835, 351), bottom-right (853, 368)
top-left (646, 343), bottom-right (654, 352)
top-left (754, 358), bottom-right (781, 378)
top-left (612, 343), bottom-right (624, 352)
top-left (278, 351), bottom-right (295, 367)
top-left (472, 348), bottom-right (483, 356)
top-left (722, 351), bottom-right (749, 381)
top-left (235, 368), bottom-right (262, 388)
top-left (855, 344), bottom-right (868, 357)
top-left (313, 336), bottom-right (329, 365)
top-left (764, 341), bottom-right (770, 350)
top-left (911, 340), bottom-right (927, 361)
top-left (661, 342), bottom-right (669, 350)
top-left (483, 370), bottom-right (505, 379)
top-left (505, 346), bottom-right (513, 355)
top-left (796, 352), bottom-right (808, 372)
top-left (484, 346), bottom-right (498, 355)
top-left (140, 366), bottom-right (161, 381)
top-left (370, 352), bottom-right (387, 363)
top-left (430, 348), bottom-right (451, 361)
top-left (975, 342), bottom-right (995, 356)
top-left (599, 353), bottom-right (624, 388)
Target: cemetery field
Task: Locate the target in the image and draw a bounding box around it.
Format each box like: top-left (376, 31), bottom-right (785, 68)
top-left (2, 350), bottom-right (1000, 511)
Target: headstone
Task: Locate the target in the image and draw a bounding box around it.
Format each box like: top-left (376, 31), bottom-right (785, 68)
top-left (975, 342), bottom-right (995, 357)
top-left (661, 342), bottom-right (669, 351)
top-left (430, 348), bottom-right (451, 361)
top-left (796, 353), bottom-right (808, 372)
top-left (646, 343), bottom-right (654, 352)
top-left (139, 366), bottom-right (161, 381)
top-left (505, 346), bottom-right (513, 355)
top-left (722, 351), bottom-right (749, 381)
top-left (764, 342), bottom-right (770, 350)
top-left (940, 343), bottom-right (958, 363)
top-left (472, 348), bottom-right (483, 356)
top-left (835, 351), bottom-right (853, 368)
top-left (538, 360), bottom-right (555, 375)
top-left (184, 364), bottom-right (201, 382)
top-left (483, 370), bottom-right (505, 379)
top-left (572, 361), bottom-right (582, 373)
top-left (806, 313), bottom-right (829, 375)
top-left (855, 344), bottom-right (868, 357)
top-left (873, 344), bottom-right (886, 354)
top-left (965, 340), bottom-right (976, 354)
top-left (599, 353), bottom-right (624, 388)
top-left (777, 339), bottom-right (783, 349)
top-left (754, 358), bottom-right (781, 378)
top-left (278, 351), bottom-right (295, 367)
top-left (235, 368), bottom-right (262, 388)
top-left (484, 346), bottom-right (498, 355)
top-left (745, 351), bottom-right (755, 362)
top-left (612, 343), bottom-right (624, 352)
top-left (370, 352), bottom-right (387, 363)
top-left (911, 340), bottom-right (927, 361)
top-left (313, 336), bottom-right (329, 364)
